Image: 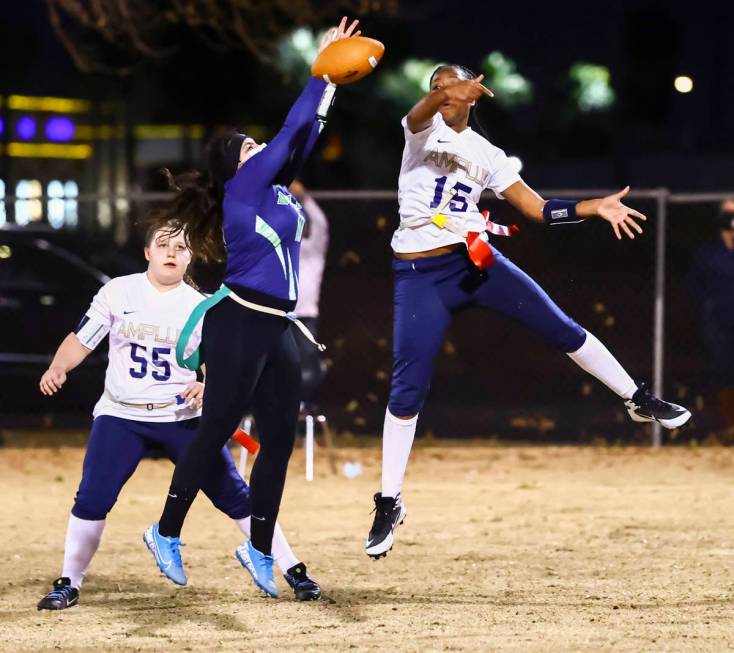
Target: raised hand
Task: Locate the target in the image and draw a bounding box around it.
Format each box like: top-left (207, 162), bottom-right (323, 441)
top-left (597, 186), bottom-right (647, 240)
top-left (441, 75), bottom-right (487, 105)
top-left (317, 16), bottom-right (361, 56)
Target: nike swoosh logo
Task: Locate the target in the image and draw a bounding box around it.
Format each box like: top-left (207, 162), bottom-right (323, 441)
top-left (437, 139), bottom-right (452, 143)
top-left (123, 310), bottom-right (136, 314)
top-left (154, 541), bottom-right (173, 566)
top-left (252, 515), bottom-right (266, 521)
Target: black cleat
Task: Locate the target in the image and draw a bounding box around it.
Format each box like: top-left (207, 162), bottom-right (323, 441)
top-left (365, 492), bottom-right (407, 559)
top-left (37, 577), bottom-right (79, 611)
top-left (283, 563), bottom-right (321, 601)
top-left (625, 382), bottom-right (691, 429)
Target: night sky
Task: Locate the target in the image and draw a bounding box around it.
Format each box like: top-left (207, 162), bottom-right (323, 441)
top-left (1, 0), bottom-right (733, 188)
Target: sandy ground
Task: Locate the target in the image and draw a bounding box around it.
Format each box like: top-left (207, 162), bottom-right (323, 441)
top-left (1, 441), bottom-right (734, 652)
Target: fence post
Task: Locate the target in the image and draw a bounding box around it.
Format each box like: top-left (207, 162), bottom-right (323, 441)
top-left (652, 188), bottom-right (669, 448)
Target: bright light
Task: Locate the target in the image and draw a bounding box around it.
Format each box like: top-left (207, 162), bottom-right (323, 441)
top-left (64, 181), bottom-right (79, 226)
top-left (507, 156), bottom-right (523, 173)
top-left (480, 51), bottom-right (533, 107)
top-left (569, 63), bottom-right (615, 112)
top-left (674, 75), bottom-right (693, 93)
top-left (48, 180), bottom-right (65, 229)
top-left (45, 117), bottom-right (75, 142)
top-left (7, 94), bottom-right (90, 113)
top-left (16, 116), bottom-right (36, 140)
top-left (15, 180), bottom-right (43, 226)
top-left (378, 58), bottom-right (440, 108)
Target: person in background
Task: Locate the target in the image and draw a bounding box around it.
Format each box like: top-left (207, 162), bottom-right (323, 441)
top-left (687, 199), bottom-right (734, 434)
top-left (290, 180), bottom-right (330, 412)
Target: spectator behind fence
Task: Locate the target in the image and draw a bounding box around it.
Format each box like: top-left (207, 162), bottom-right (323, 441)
top-left (289, 180), bottom-right (330, 411)
top-left (687, 199), bottom-right (734, 434)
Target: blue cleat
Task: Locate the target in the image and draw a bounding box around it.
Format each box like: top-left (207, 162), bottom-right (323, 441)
top-left (143, 523), bottom-right (187, 586)
top-left (235, 540), bottom-right (278, 598)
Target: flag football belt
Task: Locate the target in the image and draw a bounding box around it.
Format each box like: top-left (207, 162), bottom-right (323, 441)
top-left (175, 285), bottom-right (325, 372)
top-left (103, 388), bottom-right (178, 411)
top-left (408, 188), bottom-right (519, 270)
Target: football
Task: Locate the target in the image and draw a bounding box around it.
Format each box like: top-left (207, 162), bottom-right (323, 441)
top-left (311, 36), bottom-right (385, 84)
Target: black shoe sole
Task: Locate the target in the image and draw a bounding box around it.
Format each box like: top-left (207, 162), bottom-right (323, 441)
top-left (366, 517), bottom-right (405, 560)
top-left (294, 589), bottom-right (321, 601)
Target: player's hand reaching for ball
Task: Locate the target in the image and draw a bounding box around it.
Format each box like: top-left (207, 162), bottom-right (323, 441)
top-left (181, 381), bottom-right (205, 409)
top-left (317, 16), bottom-right (361, 56)
top-left (596, 186), bottom-right (647, 240)
top-left (40, 366), bottom-right (67, 395)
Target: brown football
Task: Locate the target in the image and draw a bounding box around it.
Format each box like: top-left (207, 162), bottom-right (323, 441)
top-left (311, 36), bottom-right (385, 85)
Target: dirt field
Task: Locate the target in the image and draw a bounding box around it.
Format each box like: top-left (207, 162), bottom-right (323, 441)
top-left (1, 441), bottom-right (734, 652)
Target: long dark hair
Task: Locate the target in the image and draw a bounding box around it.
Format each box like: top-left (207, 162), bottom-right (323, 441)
top-left (141, 131), bottom-right (242, 264)
top-left (429, 63), bottom-right (490, 139)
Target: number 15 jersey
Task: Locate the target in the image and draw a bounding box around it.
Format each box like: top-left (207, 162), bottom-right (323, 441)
top-left (74, 273), bottom-right (203, 422)
top-left (392, 112), bottom-right (522, 254)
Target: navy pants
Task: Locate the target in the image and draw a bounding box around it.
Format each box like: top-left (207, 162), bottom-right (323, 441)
top-left (72, 415), bottom-right (250, 521)
top-left (388, 248), bottom-right (587, 416)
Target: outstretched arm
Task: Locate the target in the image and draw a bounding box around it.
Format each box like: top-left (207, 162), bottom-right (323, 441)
top-left (502, 180), bottom-right (647, 240)
top-left (274, 117), bottom-right (325, 188)
top-left (229, 18), bottom-right (359, 199)
top-left (228, 78), bottom-right (327, 199)
top-left (39, 333), bottom-right (93, 395)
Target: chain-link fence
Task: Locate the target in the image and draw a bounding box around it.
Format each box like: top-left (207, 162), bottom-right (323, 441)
top-left (2, 189), bottom-right (732, 444)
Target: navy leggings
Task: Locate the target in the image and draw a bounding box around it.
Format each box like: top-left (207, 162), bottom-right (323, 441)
top-left (72, 416), bottom-right (250, 521)
top-left (159, 296), bottom-right (301, 555)
top-left (388, 247), bottom-right (586, 416)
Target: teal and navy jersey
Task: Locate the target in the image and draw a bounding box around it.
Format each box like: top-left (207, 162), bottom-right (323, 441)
top-left (222, 78), bottom-right (327, 305)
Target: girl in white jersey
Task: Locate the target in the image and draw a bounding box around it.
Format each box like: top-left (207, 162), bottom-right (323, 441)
top-left (36, 223), bottom-right (320, 610)
top-left (365, 64), bottom-right (692, 559)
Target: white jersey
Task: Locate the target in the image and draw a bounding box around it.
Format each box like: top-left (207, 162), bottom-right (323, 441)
top-left (391, 112), bottom-right (522, 253)
top-left (75, 273), bottom-right (204, 422)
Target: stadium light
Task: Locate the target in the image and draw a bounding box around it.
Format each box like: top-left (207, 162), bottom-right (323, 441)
top-left (479, 51), bottom-right (533, 108)
top-left (569, 63), bottom-right (616, 112)
top-left (378, 58), bottom-right (439, 108)
top-left (674, 76), bottom-right (693, 94)
top-left (276, 27), bottom-right (321, 83)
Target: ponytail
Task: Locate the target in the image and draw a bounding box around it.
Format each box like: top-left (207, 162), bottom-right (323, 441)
top-left (143, 169), bottom-right (225, 263)
top-left (141, 131), bottom-right (248, 264)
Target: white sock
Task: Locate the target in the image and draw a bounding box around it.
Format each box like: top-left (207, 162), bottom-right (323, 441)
top-left (61, 514), bottom-right (105, 589)
top-left (233, 517), bottom-right (300, 574)
top-left (567, 330), bottom-right (638, 399)
top-left (381, 409), bottom-right (418, 499)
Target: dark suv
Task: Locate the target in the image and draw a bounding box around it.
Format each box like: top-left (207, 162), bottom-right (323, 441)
top-left (0, 228), bottom-right (139, 425)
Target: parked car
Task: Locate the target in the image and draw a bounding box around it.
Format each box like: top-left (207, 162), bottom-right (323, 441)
top-left (0, 228), bottom-right (139, 425)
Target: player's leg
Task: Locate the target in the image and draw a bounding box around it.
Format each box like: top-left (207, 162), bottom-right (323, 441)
top-left (367, 255), bottom-right (456, 559)
top-left (238, 324), bottom-right (302, 597)
top-left (159, 419), bottom-right (320, 600)
top-left (146, 301), bottom-right (274, 585)
top-left (38, 416), bottom-right (146, 610)
top-left (474, 249), bottom-right (690, 428)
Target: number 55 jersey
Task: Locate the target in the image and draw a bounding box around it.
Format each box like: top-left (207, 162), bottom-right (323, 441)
top-left (392, 112), bottom-right (522, 254)
top-left (74, 273), bottom-right (203, 422)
